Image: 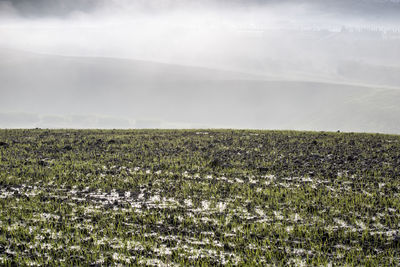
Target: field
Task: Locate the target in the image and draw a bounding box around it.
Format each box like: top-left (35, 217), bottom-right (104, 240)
top-left (0, 129), bottom-right (399, 266)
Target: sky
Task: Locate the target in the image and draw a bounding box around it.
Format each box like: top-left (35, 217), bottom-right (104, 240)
top-left (1, 0), bottom-right (400, 132)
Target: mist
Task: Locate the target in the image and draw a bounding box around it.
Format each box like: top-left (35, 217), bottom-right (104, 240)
top-left (1, 0), bottom-right (400, 132)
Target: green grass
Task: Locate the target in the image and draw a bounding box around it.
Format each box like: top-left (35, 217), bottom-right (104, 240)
top-left (0, 129), bottom-right (399, 266)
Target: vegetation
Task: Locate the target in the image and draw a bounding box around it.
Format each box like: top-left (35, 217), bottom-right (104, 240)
top-left (0, 129), bottom-right (399, 266)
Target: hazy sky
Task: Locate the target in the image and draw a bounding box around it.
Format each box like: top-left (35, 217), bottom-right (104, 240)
top-left (1, 0), bottom-right (400, 132)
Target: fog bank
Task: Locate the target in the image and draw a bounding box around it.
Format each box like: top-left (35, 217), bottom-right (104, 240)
top-left (1, 0), bottom-right (400, 132)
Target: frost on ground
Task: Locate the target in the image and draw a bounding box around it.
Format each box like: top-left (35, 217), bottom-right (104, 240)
top-left (0, 129), bottom-right (399, 265)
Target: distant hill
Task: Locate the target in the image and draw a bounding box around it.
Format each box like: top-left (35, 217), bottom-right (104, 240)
top-left (1, 49), bottom-right (400, 133)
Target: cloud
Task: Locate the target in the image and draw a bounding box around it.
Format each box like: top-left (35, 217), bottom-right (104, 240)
top-left (0, 0), bottom-right (101, 17)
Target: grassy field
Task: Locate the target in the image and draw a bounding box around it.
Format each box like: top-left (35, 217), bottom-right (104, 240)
top-left (0, 129), bottom-right (399, 266)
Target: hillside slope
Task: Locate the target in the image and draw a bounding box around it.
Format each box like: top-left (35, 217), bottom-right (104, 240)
top-left (0, 50), bottom-right (399, 133)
